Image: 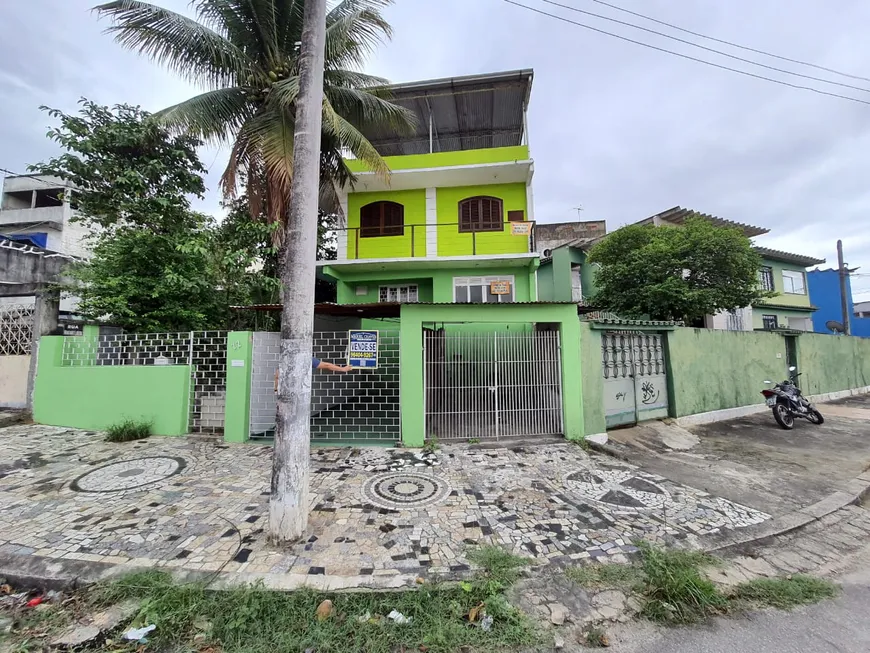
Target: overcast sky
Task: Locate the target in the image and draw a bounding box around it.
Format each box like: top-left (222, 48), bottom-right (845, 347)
top-left (2, 0), bottom-right (870, 300)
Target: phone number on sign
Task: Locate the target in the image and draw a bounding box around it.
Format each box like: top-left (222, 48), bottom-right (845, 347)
top-left (351, 342), bottom-right (378, 352)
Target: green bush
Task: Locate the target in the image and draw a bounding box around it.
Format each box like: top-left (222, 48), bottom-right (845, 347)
top-left (105, 419), bottom-right (152, 442)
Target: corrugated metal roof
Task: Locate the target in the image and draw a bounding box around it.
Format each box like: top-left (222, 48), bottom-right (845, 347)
top-left (638, 206), bottom-right (770, 238)
top-left (753, 246), bottom-right (825, 267)
top-left (360, 69), bottom-right (533, 156)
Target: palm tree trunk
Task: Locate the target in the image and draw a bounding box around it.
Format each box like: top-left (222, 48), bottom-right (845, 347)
top-left (269, 0), bottom-right (327, 543)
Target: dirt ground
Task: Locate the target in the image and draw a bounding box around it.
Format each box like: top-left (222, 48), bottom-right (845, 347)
top-left (605, 395), bottom-right (870, 516)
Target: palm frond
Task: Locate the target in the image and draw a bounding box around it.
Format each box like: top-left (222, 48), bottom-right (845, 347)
top-left (94, 0), bottom-right (256, 87)
top-left (325, 0), bottom-right (393, 69)
top-left (192, 0), bottom-right (265, 58)
top-left (325, 84), bottom-right (415, 134)
top-left (156, 87), bottom-right (253, 144)
top-left (324, 69), bottom-right (390, 89)
top-left (321, 96), bottom-right (390, 179)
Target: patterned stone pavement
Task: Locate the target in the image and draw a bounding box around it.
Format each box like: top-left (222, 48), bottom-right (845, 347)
top-left (0, 425), bottom-right (770, 588)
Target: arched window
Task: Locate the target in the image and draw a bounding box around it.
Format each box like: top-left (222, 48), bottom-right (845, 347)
top-left (360, 201), bottom-right (404, 237)
top-left (458, 196), bottom-right (504, 232)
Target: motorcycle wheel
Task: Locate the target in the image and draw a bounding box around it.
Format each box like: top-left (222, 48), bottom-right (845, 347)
top-left (773, 404), bottom-right (795, 430)
top-left (807, 409), bottom-right (825, 425)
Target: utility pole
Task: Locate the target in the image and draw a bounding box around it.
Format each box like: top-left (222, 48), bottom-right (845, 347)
top-left (270, 0), bottom-right (327, 543)
top-left (837, 239), bottom-right (851, 336)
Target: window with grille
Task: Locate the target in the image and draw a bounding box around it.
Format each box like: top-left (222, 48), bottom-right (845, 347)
top-left (458, 196), bottom-right (504, 233)
top-left (782, 270), bottom-right (806, 294)
top-left (453, 276), bottom-right (515, 303)
top-left (379, 285), bottom-right (418, 303)
top-left (759, 266), bottom-right (775, 292)
top-left (360, 201), bottom-right (404, 237)
top-left (762, 314), bottom-right (778, 330)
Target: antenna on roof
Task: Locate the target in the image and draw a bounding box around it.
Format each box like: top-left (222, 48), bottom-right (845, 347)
top-left (573, 206), bottom-right (584, 220)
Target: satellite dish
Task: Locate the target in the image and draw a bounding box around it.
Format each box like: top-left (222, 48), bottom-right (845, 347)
top-left (542, 248), bottom-right (552, 258)
top-left (826, 320), bottom-right (845, 334)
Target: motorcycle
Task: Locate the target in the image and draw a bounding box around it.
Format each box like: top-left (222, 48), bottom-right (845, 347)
top-left (761, 366), bottom-right (824, 430)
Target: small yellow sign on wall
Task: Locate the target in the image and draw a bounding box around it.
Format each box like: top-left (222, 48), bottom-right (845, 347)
top-left (510, 222), bottom-right (532, 236)
top-left (490, 280), bottom-right (512, 295)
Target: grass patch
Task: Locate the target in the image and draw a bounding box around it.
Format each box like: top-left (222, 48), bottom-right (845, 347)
top-left (734, 575), bottom-right (838, 610)
top-left (467, 546), bottom-right (530, 588)
top-left (104, 419), bottom-right (152, 443)
top-left (567, 562), bottom-right (643, 590)
top-left (81, 565), bottom-right (539, 653)
top-left (636, 543), bottom-right (728, 625)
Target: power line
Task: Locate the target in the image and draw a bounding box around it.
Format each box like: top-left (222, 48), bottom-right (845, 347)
top-left (585, 0), bottom-right (870, 84)
top-left (501, 0), bottom-right (870, 107)
top-left (539, 0), bottom-right (870, 95)
top-left (0, 167), bottom-right (67, 188)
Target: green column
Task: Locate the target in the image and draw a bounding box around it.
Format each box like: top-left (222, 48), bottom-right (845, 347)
top-left (399, 307), bottom-right (425, 447)
top-left (559, 313), bottom-right (585, 441)
top-left (224, 331), bottom-right (253, 443)
top-left (32, 336), bottom-right (64, 423)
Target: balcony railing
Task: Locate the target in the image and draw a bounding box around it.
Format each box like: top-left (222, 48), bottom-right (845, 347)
top-left (335, 220), bottom-right (537, 260)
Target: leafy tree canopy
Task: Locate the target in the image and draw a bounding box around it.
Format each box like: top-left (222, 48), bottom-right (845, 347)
top-left (587, 216), bottom-right (767, 323)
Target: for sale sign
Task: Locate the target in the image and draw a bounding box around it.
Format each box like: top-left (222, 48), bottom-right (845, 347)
top-left (348, 330), bottom-right (379, 369)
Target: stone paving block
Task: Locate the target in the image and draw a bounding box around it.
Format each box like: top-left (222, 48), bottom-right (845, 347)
top-left (0, 424), bottom-right (772, 587)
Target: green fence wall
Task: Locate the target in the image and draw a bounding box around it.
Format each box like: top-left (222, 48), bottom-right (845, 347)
top-left (579, 322), bottom-right (606, 435)
top-left (797, 332), bottom-right (870, 395)
top-left (665, 328), bottom-right (789, 417)
top-left (33, 336), bottom-right (191, 435)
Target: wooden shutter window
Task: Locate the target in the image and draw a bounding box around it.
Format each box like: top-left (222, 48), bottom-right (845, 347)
top-left (458, 196), bottom-right (504, 233)
top-left (360, 201), bottom-right (404, 237)
top-left (507, 210), bottom-right (525, 222)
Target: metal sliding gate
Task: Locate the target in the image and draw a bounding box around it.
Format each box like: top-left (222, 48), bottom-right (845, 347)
top-left (601, 331), bottom-right (669, 428)
top-left (424, 329), bottom-right (564, 441)
top-left (249, 330), bottom-right (401, 443)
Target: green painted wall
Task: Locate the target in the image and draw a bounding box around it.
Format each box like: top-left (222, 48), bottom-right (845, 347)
top-left (797, 333), bottom-right (870, 395)
top-left (579, 322), bottom-right (606, 435)
top-left (665, 328), bottom-right (789, 417)
top-left (224, 331), bottom-right (252, 443)
top-left (33, 336), bottom-right (191, 435)
top-left (399, 303), bottom-right (584, 446)
top-left (430, 265), bottom-right (533, 303)
top-left (336, 276), bottom-right (434, 304)
top-left (751, 306), bottom-right (815, 330)
top-left (756, 258), bottom-right (812, 309)
top-left (346, 146), bottom-right (530, 173)
top-left (346, 189), bottom-right (427, 259)
top-left (436, 183), bottom-right (529, 256)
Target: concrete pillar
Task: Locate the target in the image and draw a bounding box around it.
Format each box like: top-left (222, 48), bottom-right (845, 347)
top-left (26, 288), bottom-right (60, 409)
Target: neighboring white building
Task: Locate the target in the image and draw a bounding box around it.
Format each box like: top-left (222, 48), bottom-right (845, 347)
top-left (0, 174), bottom-right (89, 259)
top-left (855, 301), bottom-right (870, 319)
top-left (1, 174), bottom-right (89, 313)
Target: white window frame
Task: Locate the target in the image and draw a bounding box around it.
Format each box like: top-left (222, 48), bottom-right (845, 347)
top-left (453, 276), bottom-right (515, 303)
top-left (378, 284), bottom-right (418, 303)
top-left (781, 270), bottom-right (806, 295)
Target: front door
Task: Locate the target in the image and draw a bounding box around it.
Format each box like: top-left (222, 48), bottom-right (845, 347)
top-left (602, 331), bottom-right (669, 428)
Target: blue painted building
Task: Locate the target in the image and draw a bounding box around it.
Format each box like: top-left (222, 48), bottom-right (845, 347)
top-left (807, 268), bottom-right (870, 338)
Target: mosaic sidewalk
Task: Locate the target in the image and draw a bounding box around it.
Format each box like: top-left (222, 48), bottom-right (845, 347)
top-left (0, 426), bottom-right (770, 588)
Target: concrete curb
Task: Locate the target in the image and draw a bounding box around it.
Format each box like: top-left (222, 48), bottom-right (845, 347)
top-left (704, 472), bottom-right (870, 555)
top-left (0, 552), bottom-right (427, 594)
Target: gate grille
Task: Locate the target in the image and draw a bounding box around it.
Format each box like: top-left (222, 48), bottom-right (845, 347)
top-left (424, 330), bottom-right (563, 441)
top-left (0, 304), bottom-right (34, 355)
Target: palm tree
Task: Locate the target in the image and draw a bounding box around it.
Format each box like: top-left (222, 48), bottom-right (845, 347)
top-left (95, 0), bottom-right (414, 540)
top-left (94, 0), bottom-right (413, 232)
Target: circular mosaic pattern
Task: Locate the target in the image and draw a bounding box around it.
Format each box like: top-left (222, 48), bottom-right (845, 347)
top-left (70, 456), bottom-right (186, 493)
top-left (564, 467), bottom-right (671, 512)
top-left (362, 472), bottom-right (451, 510)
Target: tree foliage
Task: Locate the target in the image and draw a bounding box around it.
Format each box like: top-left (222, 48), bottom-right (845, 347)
top-left (31, 100), bottom-right (339, 332)
top-left (33, 100), bottom-right (221, 332)
top-left (587, 217), bottom-right (767, 323)
top-left (94, 0), bottom-right (415, 235)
